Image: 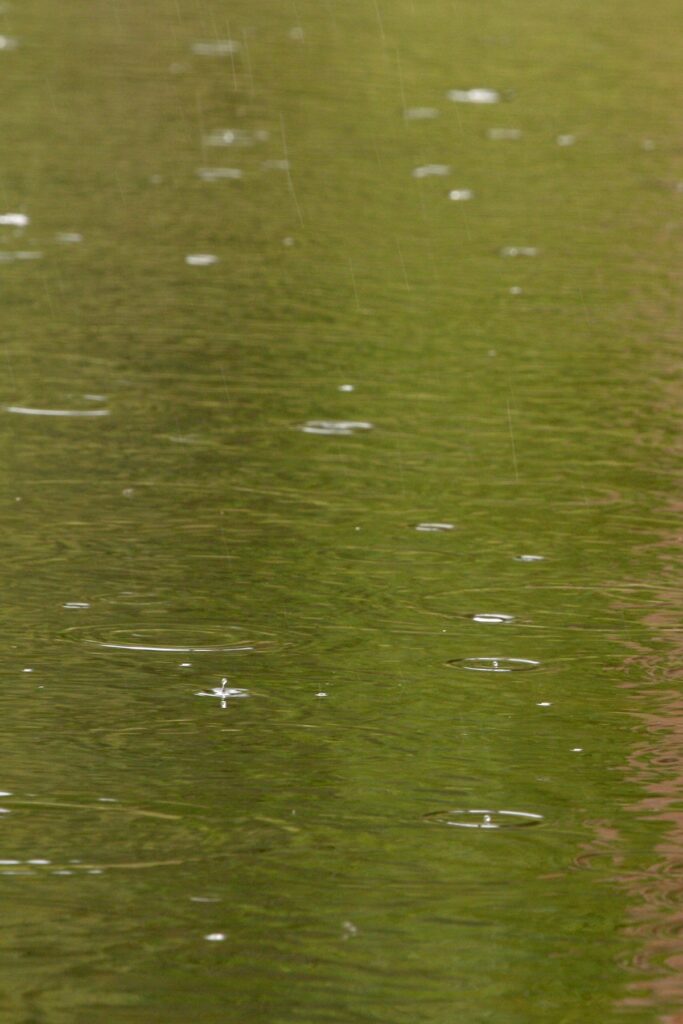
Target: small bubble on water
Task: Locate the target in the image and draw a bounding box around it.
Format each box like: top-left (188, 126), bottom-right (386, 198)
top-left (63, 602), bottom-right (90, 610)
top-left (121, 487), bottom-right (135, 498)
top-left (0, 859), bottom-right (19, 865)
top-left (514, 554), bottom-right (544, 562)
top-left (447, 87), bottom-right (500, 104)
top-left (572, 747), bottom-right (583, 753)
top-left (283, 236), bottom-right (295, 246)
top-left (487, 127), bottom-right (522, 140)
top-left (0, 213), bottom-right (28, 227)
top-left (469, 613), bottom-right (515, 624)
top-left (500, 246), bottom-right (538, 258)
top-left (413, 164), bottom-right (450, 179)
top-left (448, 188), bottom-right (473, 201)
top-left (315, 692), bottom-right (328, 698)
top-left (447, 657), bottom-right (540, 672)
top-left (22, 669), bottom-right (33, 674)
top-left (185, 254), bottom-right (219, 266)
top-left (179, 662), bottom-right (192, 668)
top-left (404, 106), bottom-right (439, 120)
top-left (556, 134), bottom-right (576, 146)
top-left (415, 522), bottom-right (454, 532)
top-left (537, 701), bottom-right (552, 707)
top-left (191, 40), bottom-right (240, 56)
top-left (338, 384), bottom-right (354, 392)
top-left (28, 859), bottom-right (50, 865)
top-left (204, 932), bottom-right (226, 941)
top-left (299, 420), bottom-right (373, 436)
top-left (509, 286), bottom-right (523, 295)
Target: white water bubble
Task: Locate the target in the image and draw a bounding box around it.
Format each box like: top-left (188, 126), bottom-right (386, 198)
top-left (404, 107), bottom-right (439, 120)
top-left (469, 613), bottom-right (515, 624)
top-left (487, 127), bottom-right (522, 140)
top-left (196, 167), bottom-right (243, 182)
top-left (447, 88), bottom-right (500, 104)
top-left (500, 246), bottom-right (538, 258)
top-left (191, 40), bottom-right (240, 57)
top-left (509, 286), bottom-right (523, 295)
top-left (203, 128), bottom-right (269, 148)
top-left (338, 384), bottom-right (354, 392)
top-left (63, 602), bottom-right (91, 610)
top-left (514, 554), bottom-right (545, 562)
top-left (0, 251), bottom-right (43, 263)
top-left (4, 405), bottom-right (109, 417)
top-left (185, 254), bottom-right (219, 266)
top-left (204, 932), bottom-right (226, 941)
top-left (299, 420), bottom-right (373, 436)
top-left (448, 189), bottom-right (473, 201)
top-left (0, 213), bottom-right (28, 227)
top-left (413, 164), bottom-right (450, 179)
top-left (415, 522), bottom-right (454, 532)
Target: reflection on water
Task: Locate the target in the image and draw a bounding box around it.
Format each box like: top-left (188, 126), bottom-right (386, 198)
top-left (0, 0), bottom-right (680, 1020)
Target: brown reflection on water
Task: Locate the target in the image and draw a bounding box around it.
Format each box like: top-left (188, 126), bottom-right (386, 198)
top-left (611, 516), bottom-right (683, 1019)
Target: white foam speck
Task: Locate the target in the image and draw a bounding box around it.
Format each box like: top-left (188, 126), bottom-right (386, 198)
top-left (448, 88), bottom-right (500, 104)
top-left (185, 254), bottom-right (219, 266)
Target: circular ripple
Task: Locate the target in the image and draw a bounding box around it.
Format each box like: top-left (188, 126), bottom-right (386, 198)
top-left (446, 657), bottom-right (540, 672)
top-left (424, 808), bottom-right (543, 830)
top-left (61, 625), bottom-right (279, 654)
top-left (4, 405), bottom-right (110, 418)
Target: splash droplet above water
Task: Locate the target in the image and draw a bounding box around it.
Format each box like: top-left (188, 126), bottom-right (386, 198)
top-left (447, 88), bottom-right (500, 104)
top-left (414, 522), bottom-right (455, 532)
top-left (447, 657), bottom-right (540, 672)
top-left (299, 420), bottom-right (373, 436)
top-left (424, 808), bottom-right (543, 829)
top-left (63, 602), bottom-right (91, 610)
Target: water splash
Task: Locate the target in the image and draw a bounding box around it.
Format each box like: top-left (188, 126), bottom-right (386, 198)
top-left (447, 657), bottom-right (540, 672)
top-left (447, 88), bottom-right (500, 104)
top-left (299, 420), bottom-right (373, 436)
top-left (424, 808), bottom-right (543, 829)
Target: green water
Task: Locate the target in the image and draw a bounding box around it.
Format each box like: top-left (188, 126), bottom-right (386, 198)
top-left (0, 0), bottom-right (682, 1020)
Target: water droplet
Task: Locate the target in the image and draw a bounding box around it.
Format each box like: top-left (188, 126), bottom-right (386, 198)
top-left (448, 88), bottom-right (500, 104)
top-left (27, 858), bottom-right (50, 865)
top-left (446, 657), bottom-right (540, 672)
top-left (204, 932), bottom-right (226, 941)
top-left (537, 702), bottom-right (552, 707)
top-left (413, 164), bottom-right (450, 178)
top-left (338, 384), bottom-right (354, 392)
top-left (487, 127), bottom-right (522, 140)
top-left (572, 747), bottom-right (583, 753)
top-left (196, 679), bottom-right (249, 702)
top-left (424, 808), bottom-right (543, 829)
top-left (0, 213), bottom-right (28, 227)
top-left (500, 246), bottom-right (538, 258)
top-left (556, 134), bottom-right (576, 146)
top-left (414, 522), bottom-right (455, 532)
top-left (63, 625), bottom-right (278, 654)
top-left (0, 859), bottom-right (19, 865)
top-left (514, 554), bottom-right (545, 562)
top-left (191, 40), bottom-right (240, 56)
top-left (4, 405), bottom-right (109, 417)
top-left (196, 167), bottom-right (243, 181)
top-left (404, 107), bottom-right (439, 120)
top-left (469, 613), bottom-right (515, 624)
top-left (299, 420), bottom-right (373, 436)
top-left (185, 254), bottom-right (219, 266)
top-left (315, 692), bottom-right (327, 698)
top-left (448, 189), bottom-right (473, 201)
top-left (63, 602), bottom-right (90, 610)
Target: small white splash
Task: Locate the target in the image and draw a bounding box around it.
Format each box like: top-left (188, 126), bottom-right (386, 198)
top-left (63, 602), bottom-right (90, 610)
top-left (192, 40), bottom-right (240, 57)
top-left (196, 167), bottom-right (243, 181)
top-left (121, 487), bottom-right (135, 498)
top-left (28, 859), bottom-right (50, 865)
top-left (500, 246), bottom-right (538, 257)
top-left (0, 808), bottom-right (11, 814)
top-left (471, 613), bottom-right (514, 624)
top-left (404, 107), bottom-right (439, 120)
top-left (413, 164), bottom-right (450, 179)
top-left (56, 232), bottom-right (83, 244)
top-left (415, 522), bottom-right (454, 532)
top-left (97, 797), bottom-right (118, 803)
top-left (204, 932), bottom-right (226, 941)
top-left (282, 237), bottom-right (295, 247)
top-left (0, 860), bottom-right (19, 865)
top-left (299, 420), bottom-right (373, 436)
top-left (179, 662), bottom-right (192, 668)
top-left (315, 692), bottom-right (328, 698)
top-left (447, 88), bottom-right (500, 104)
top-left (261, 159), bottom-right (290, 171)
top-left (556, 134), bottom-right (576, 147)
top-left (448, 188), bottom-right (473, 201)
top-left (0, 36), bottom-right (18, 51)
top-left (572, 747), bottom-right (583, 753)
top-left (288, 26), bottom-right (305, 41)
top-left (537, 702), bottom-right (552, 707)
top-left (341, 921), bottom-right (358, 939)
top-left (185, 254), bottom-right (219, 266)
top-left (0, 792), bottom-right (11, 797)
top-left (514, 553), bottom-right (544, 562)
top-left (203, 128), bottom-right (269, 147)
top-left (509, 286), bottom-right (523, 295)
top-left (487, 127), bottom-right (522, 140)
top-left (196, 678), bottom-right (249, 709)
top-left (338, 384), bottom-right (354, 392)
top-left (22, 669), bottom-right (34, 673)
top-left (0, 213), bottom-right (28, 227)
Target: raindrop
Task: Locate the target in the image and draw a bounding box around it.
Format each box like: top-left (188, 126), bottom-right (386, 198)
top-left (447, 88), bottom-right (500, 104)
top-left (487, 127), bottom-right (522, 140)
top-left (63, 625), bottom-right (278, 654)
top-left (514, 554), bottom-right (544, 562)
top-left (338, 384), bottom-right (355, 392)
top-left (204, 932), bottom-right (226, 941)
top-left (4, 405), bottom-right (109, 417)
top-left (27, 859), bottom-right (50, 865)
top-left (404, 107), bottom-right (439, 120)
top-left (0, 213), bottom-right (28, 227)
top-left (556, 134), bottom-right (576, 146)
top-left (196, 168), bottom-right (243, 181)
top-left (469, 613), bottom-right (515, 624)
top-left (446, 657), bottom-right (540, 672)
top-left (299, 420), bottom-right (373, 436)
top-left (500, 246), bottom-right (538, 257)
top-left (191, 40), bottom-right (240, 56)
top-left (63, 602), bottom-right (91, 610)
top-left (196, 679), bottom-right (249, 704)
top-left (424, 808), bottom-right (543, 829)
top-left (448, 189), bottom-right (473, 201)
top-left (413, 164), bottom-right (450, 179)
top-left (185, 254), bottom-right (219, 266)
top-left (415, 522), bottom-right (455, 532)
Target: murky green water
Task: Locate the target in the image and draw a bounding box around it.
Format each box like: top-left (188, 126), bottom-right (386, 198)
top-left (0, 1), bottom-right (682, 1020)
